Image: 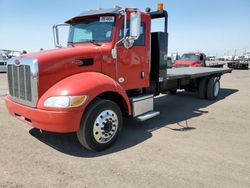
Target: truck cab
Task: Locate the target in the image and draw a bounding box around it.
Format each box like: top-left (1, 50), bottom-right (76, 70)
top-left (172, 52), bottom-right (206, 68)
top-left (5, 5), bottom-right (169, 150)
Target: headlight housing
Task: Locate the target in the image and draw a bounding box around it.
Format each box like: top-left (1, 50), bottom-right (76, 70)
top-left (44, 95), bottom-right (88, 108)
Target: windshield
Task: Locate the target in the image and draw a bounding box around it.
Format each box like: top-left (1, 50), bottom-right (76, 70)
top-left (180, 54), bottom-right (200, 61)
top-left (68, 17), bottom-right (115, 44)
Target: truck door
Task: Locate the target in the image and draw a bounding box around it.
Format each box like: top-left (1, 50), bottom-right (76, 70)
top-left (116, 20), bottom-right (150, 90)
top-left (201, 54), bottom-right (206, 66)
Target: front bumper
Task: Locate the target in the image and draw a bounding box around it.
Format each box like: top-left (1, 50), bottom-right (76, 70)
top-left (5, 96), bottom-right (83, 133)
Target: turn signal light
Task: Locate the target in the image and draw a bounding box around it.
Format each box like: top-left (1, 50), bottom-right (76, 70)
top-left (70, 96), bottom-right (88, 107)
top-left (97, 7), bottom-right (103, 10)
top-left (157, 3), bottom-right (164, 11)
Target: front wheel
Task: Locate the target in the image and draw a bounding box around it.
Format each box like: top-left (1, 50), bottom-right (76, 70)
top-left (77, 99), bottom-right (123, 151)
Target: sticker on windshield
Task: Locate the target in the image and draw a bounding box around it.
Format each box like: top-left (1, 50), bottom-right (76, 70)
top-left (100, 16), bottom-right (115, 22)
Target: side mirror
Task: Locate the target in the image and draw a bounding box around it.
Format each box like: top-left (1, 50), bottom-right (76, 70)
top-left (53, 24), bottom-right (69, 48)
top-left (123, 11), bottom-right (141, 49)
top-left (130, 11), bottom-right (141, 40)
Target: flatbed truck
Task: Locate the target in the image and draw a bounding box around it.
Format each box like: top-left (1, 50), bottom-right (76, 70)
top-left (5, 4), bottom-right (232, 151)
top-left (173, 52), bottom-right (224, 68)
top-left (227, 59), bottom-right (249, 69)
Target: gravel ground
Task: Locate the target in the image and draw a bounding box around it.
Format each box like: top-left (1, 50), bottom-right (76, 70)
top-left (0, 69), bottom-right (250, 188)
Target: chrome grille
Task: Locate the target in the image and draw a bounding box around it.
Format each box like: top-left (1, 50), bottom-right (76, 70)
top-left (7, 58), bottom-right (38, 107)
top-left (8, 65), bottom-right (32, 101)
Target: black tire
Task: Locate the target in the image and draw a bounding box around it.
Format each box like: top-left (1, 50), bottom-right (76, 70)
top-left (207, 77), bottom-right (220, 100)
top-left (77, 99), bottom-right (123, 151)
top-left (198, 78), bottom-right (209, 99)
top-left (184, 86), bottom-right (192, 92)
top-left (169, 89), bottom-right (177, 94)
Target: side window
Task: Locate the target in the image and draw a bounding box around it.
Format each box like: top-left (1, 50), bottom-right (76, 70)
top-left (119, 22), bottom-right (145, 46)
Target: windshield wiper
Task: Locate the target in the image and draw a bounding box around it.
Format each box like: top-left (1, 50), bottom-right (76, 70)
top-left (68, 41), bottom-right (75, 47)
top-left (67, 40), bottom-right (102, 46)
top-left (87, 40), bottom-right (102, 46)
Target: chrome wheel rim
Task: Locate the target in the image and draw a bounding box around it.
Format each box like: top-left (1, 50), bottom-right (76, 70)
top-left (214, 81), bottom-right (220, 97)
top-left (93, 110), bottom-right (118, 144)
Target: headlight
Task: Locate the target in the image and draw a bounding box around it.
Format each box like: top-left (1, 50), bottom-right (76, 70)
top-left (44, 95), bottom-right (88, 108)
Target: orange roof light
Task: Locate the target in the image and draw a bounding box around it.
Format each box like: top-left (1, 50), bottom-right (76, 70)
top-left (113, 5), bottom-right (121, 9)
top-left (157, 3), bottom-right (164, 11)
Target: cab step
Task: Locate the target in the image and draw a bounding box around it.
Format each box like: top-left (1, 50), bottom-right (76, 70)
top-left (134, 111), bottom-right (160, 121)
top-left (130, 94), bottom-right (160, 121)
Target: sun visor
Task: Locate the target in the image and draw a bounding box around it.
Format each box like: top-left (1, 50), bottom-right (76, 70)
top-left (65, 8), bottom-right (121, 24)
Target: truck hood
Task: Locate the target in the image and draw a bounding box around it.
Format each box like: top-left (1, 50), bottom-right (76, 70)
top-left (23, 44), bottom-right (105, 97)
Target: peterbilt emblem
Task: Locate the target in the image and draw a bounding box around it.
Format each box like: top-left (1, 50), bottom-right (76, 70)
top-left (15, 60), bottom-right (21, 65)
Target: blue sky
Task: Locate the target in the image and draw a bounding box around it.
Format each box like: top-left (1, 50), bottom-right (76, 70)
top-left (0, 0), bottom-right (249, 56)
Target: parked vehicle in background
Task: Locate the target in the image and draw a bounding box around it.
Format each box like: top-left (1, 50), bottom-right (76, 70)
top-left (0, 51), bottom-right (8, 72)
top-left (0, 50), bottom-right (21, 72)
top-left (5, 4), bottom-right (232, 151)
top-left (244, 51), bottom-right (250, 60)
top-left (206, 56), bottom-right (216, 61)
top-left (172, 52), bottom-right (224, 68)
top-left (167, 57), bottom-right (172, 68)
top-left (168, 52), bottom-right (180, 63)
top-left (228, 57), bottom-right (249, 69)
top-left (172, 52), bottom-right (206, 67)
top-left (223, 56), bottom-right (234, 61)
top-left (7, 50), bottom-right (21, 58)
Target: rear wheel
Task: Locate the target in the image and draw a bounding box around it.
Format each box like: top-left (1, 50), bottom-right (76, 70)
top-left (207, 77), bottom-right (220, 100)
top-left (198, 78), bottom-right (209, 99)
top-left (77, 99), bottom-right (123, 151)
top-left (184, 86), bottom-right (192, 92)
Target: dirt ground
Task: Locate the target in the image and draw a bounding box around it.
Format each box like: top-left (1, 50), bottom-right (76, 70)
top-left (0, 69), bottom-right (250, 188)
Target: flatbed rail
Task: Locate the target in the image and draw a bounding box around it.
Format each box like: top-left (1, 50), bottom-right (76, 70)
top-left (167, 67), bottom-right (232, 80)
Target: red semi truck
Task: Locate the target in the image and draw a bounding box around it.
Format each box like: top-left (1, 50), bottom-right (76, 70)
top-left (5, 4), bottom-right (231, 151)
top-left (172, 52), bottom-right (224, 68)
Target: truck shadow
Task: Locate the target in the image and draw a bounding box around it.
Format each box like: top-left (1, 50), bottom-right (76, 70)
top-left (29, 88), bottom-right (238, 158)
